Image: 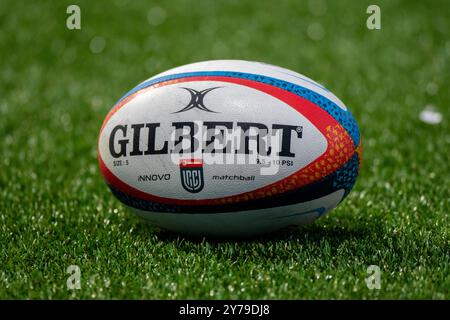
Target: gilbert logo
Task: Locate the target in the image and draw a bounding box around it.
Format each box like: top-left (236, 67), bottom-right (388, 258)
top-left (179, 159), bottom-right (204, 193)
top-left (173, 87), bottom-right (221, 113)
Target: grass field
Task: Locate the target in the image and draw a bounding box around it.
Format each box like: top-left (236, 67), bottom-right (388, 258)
top-left (0, 0), bottom-right (449, 299)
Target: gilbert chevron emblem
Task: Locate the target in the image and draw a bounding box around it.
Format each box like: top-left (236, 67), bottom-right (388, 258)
top-left (173, 87), bottom-right (221, 113)
top-left (179, 159), bottom-right (204, 193)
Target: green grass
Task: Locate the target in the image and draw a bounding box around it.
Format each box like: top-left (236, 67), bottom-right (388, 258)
top-left (0, 0), bottom-right (449, 299)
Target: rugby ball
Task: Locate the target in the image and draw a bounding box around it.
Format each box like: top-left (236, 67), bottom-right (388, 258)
top-left (98, 60), bottom-right (362, 237)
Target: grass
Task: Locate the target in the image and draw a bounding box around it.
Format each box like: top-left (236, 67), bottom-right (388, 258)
top-left (0, 0), bottom-right (449, 299)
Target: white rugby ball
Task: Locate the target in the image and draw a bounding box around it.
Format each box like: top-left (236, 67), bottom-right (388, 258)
top-left (98, 60), bottom-right (362, 237)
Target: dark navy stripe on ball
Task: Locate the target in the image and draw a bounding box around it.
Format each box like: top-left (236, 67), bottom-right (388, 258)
top-left (107, 152), bottom-right (360, 214)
